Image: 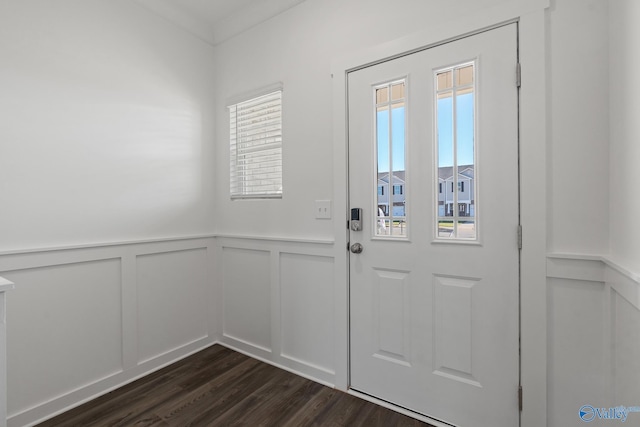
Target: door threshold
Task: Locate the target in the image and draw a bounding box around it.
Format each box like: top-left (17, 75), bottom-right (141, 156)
top-left (347, 389), bottom-right (458, 427)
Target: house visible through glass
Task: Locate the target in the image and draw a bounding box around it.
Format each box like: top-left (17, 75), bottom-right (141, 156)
top-left (375, 80), bottom-right (406, 237)
top-left (436, 63), bottom-right (476, 239)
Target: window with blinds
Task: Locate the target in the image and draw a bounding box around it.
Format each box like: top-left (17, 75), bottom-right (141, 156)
top-left (229, 89), bottom-right (283, 199)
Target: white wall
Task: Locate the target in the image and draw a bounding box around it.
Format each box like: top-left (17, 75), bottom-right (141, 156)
top-left (213, 0), bottom-right (515, 240)
top-left (0, 2), bottom-right (218, 425)
top-left (544, 1), bottom-right (640, 425)
top-left (609, 0), bottom-right (640, 275)
top-left (0, 0), bottom-right (216, 252)
top-left (547, 0), bottom-right (609, 255)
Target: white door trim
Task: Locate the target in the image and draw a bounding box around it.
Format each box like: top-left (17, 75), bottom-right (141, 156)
top-left (331, 3), bottom-right (549, 427)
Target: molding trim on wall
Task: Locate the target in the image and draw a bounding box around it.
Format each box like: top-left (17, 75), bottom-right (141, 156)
top-left (0, 235), bottom-right (218, 257)
top-left (0, 278), bottom-right (14, 293)
top-left (547, 253), bottom-right (640, 310)
top-left (546, 254), bottom-right (606, 282)
top-left (216, 234), bottom-right (334, 245)
top-left (0, 237), bottom-right (218, 427)
top-left (217, 236), bottom-right (337, 387)
top-left (604, 258), bottom-right (640, 311)
top-left (0, 233), bottom-right (335, 258)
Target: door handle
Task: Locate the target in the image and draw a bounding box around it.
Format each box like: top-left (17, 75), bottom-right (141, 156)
top-left (350, 243), bottom-right (363, 254)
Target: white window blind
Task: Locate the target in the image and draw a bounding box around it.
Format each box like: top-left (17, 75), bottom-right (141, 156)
top-left (229, 90), bottom-right (282, 199)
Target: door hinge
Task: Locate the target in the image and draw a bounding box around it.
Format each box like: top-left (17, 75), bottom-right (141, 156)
top-left (517, 224), bottom-right (523, 249)
top-left (516, 63), bottom-right (522, 88)
top-left (518, 385), bottom-right (523, 411)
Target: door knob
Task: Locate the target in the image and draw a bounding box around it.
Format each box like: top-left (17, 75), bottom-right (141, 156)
top-left (350, 243), bottom-right (363, 254)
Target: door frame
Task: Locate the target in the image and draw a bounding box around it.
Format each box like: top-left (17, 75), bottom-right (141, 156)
top-left (330, 3), bottom-right (549, 427)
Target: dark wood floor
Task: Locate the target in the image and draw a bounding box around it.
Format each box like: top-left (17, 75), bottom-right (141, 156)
top-left (38, 345), bottom-right (433, 427)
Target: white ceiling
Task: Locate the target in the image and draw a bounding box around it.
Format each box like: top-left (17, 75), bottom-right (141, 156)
top-left (134, 0), bottom-right (307, 45)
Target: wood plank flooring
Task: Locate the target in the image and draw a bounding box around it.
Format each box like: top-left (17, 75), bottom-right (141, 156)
top-left (37, 345), bottom-right (434, 427)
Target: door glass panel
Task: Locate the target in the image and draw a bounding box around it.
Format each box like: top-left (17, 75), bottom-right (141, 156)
top-left (391, 82), bottom-right (405, 100)
top-left (437, 70), bottom-right (453, 90)
top-left (375, 79), bottom-right (407, 237)
top-left (456, 65), bottom-right (474, 86)
top-left (435, 62), bottom-right (476, 240)
top-left (376, 87), bottom-right (389, 103)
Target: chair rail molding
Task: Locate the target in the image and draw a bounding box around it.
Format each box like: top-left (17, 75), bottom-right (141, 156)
top-left (547, 253), bottom-right (640, 310)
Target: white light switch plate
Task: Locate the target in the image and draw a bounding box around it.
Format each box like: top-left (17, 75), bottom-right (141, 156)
top-left (315, 200), bottom-right (332, 219)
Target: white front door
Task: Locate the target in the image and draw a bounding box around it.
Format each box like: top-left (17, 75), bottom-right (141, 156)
top-left (348, 24), bottom-right (519, 427)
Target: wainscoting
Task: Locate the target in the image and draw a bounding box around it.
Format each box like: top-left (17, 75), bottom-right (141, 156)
top-left (0, 235), bottom-right (339, 426)
top-left (0, 238), bottom-right (217, 427)
top-left (216, 236), bottom-right (337, 387)
top-left (546, 254), bottom-right (640, 427)
top-left (4, 237), bottom-right (639, 427)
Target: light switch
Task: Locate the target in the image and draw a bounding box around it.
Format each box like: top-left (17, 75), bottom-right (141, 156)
top-left (315, 200), bottom-right (332, 219)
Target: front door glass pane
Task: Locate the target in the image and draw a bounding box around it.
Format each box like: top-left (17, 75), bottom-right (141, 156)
top-left (436, 63), bottom-right (476, 240)
top-left (375, 80), bottom-right (407, 237)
